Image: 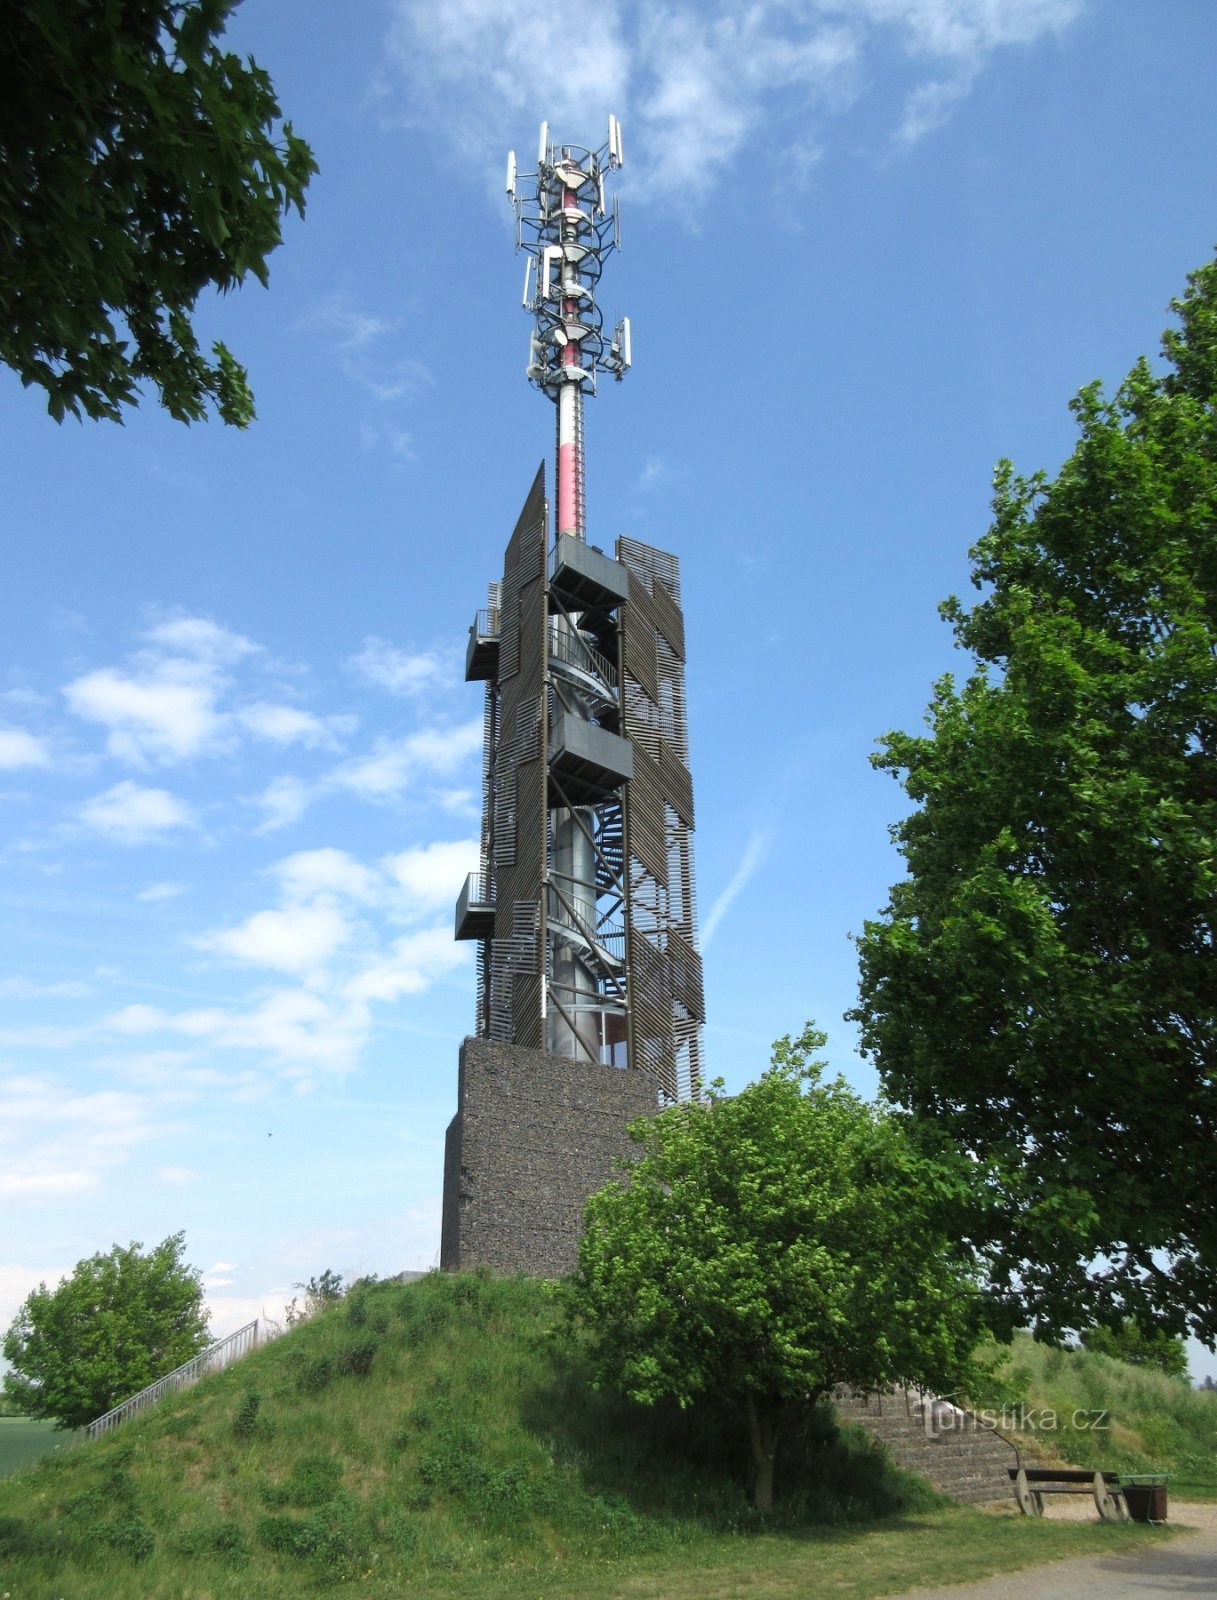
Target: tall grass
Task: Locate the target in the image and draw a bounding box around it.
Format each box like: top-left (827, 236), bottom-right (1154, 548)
top-left (0, 1271), bottom-right (944, 1597)
top-left (965, 1332), bottom-right (1217, 1496)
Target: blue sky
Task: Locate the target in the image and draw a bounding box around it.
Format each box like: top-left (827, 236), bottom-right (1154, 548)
top-left (2, 0), bottom-right (1215, 1380)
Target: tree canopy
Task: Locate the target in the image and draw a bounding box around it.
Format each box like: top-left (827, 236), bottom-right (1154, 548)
top-left (1, 0), bottom-right (315, 425)
top-left (1079, 1319), bottom-right (1190, 1381)
top-left (852, 255), bottom-right (1217, 1345)
top-left (569, 1027), bottom-right (984, 1510)
top-left (2, 1233), bottom-right (211, 1429)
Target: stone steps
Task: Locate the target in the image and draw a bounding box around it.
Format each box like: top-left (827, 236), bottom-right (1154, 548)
top-left (834, 1389), bottom-right (1019, 1505)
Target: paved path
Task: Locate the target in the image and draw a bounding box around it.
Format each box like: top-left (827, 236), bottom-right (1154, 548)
top-left (892, 1506), bottom-right (1217, 1599)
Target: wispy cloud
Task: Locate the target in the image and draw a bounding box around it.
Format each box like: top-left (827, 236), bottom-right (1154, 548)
top-left (701, 829), bottom-right (770, 948)
top-left (0, 1073), bottom-right (174, 1203)
top-left (384, 0), bottom-right (1085, 204)
top-left (0, 728), bottom-right (52, 768)
top-left (79, 780), bottom-right (195, 844)
top-left (347, 638), bottom-right (451, 697)
top-left (136, 881), bottom-right (187, 903)
top-left (61, 611), bottom-right (358, 781)
top-left (298, 291), bottom-right (433, 441)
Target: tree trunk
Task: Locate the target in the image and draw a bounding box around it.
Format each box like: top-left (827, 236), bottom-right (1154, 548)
top-left (744, 1391), bottom-right (781, 1512)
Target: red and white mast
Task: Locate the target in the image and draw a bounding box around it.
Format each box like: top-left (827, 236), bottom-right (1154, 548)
top-left (510, 117), bottom-right (630, 539)
top-left (509, 118), bottom-right (630, 1061)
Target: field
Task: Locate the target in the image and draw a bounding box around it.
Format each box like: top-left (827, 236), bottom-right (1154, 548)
top-left (0, 1415), bottom-right (76, 1478)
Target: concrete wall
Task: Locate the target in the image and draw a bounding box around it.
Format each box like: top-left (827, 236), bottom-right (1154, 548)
top-left (440, 1037), bottom-right (656, 1277)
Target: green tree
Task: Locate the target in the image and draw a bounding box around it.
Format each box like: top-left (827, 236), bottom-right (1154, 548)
top-left (1080, 1319), bottom-right (1190, 1380)
top-left (569, 1026), bottom-right (984, 1511)
top-left (2, 1233), bottom-right (211, 1429)
top-left (852, 255), bottom-right (1217, 1345)
top-left (1, 0), bottom-right (315, 425)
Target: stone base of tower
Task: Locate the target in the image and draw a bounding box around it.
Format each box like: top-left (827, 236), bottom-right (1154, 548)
top-left (440, 1037), bottom-right (656, 1277)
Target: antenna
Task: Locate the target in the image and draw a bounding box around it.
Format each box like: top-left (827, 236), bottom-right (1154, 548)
top-left (509, 117), bottom-right (629, 535)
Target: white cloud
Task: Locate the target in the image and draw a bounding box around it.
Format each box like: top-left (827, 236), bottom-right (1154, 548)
top-left (384, 0), bottom-right (1085, 200)
top-left (0, 975), bottom-right (91, 999)
top-left (0, 727), bottom-right (51, 768)
top-left (383, 838), bottom-right (480, 912)
top-left (136, 880), bottom-right (187, 902)
top-left (331, 719), bottom-right (482, 800)
top-left (299, 292), bottom-right (397, 351)
top-left (701, 828), bottom-right (771, 948)
top-left (0, 1073), bottom-right (172, 1206)
top-left (387, 0), bottom-right (630, 142)
top-left (343, 926), bottom-right (468, 1005)
top-left (254, 775), bottom-right (315, 834)
top-left (101, 837), bottom-right (475, 1082)
top-left (300, 291), bottom-right (433, 410)
top-left (62, 612), bottom-right (346, 772)
top-left (273, 848), bottom-right (380, 905)
top-left (347, 638), bottom-right (449, 696)
top-left (79, 780), bottom-right (195, 843)
top-left (0, 1263), bottom-right (67, 1331)
top-left (143, 613), bottom-right (258, 664)
top-left (197, 905), bottom-right (355, 975)
top-left (63, 666), bottom-right (223, 766)
top-left (236, 702), bottom-right (349, 749)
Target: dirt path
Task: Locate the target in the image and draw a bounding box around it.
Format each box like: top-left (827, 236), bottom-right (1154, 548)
top-left (891, 1501), bottom-right (1217, 1599)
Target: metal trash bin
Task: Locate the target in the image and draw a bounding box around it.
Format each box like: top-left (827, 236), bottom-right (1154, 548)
top-left (1122, 1475), bottom-right (1168, 1522)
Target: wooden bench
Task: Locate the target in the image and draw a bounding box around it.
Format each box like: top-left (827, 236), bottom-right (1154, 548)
top-left (1009, 1466), bottom-right (1129, 1521)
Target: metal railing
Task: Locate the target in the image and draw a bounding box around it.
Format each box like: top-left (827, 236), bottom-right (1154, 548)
top-left (472, 606), bottom-right (500, 640)
top-left (86, 1320), bottom-right (261, 1438)
top-left (547, 620), bottom-right (618, 692)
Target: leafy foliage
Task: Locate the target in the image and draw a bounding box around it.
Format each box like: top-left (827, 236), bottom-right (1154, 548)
top-left (569, 1026), bottom-right (985, 1509)
top-left (1079, 1320), bottom-right (1190, 1380)
top-left (0, 0), bottom-right (316, 424)
top-left (852, 255), bottom-right (1217, 1344)
top-left (2, 1233), bottom-right (210, 1430)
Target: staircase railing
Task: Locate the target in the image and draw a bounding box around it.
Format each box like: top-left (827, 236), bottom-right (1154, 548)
top-left (86, 1319), bottom-right (261, 1438)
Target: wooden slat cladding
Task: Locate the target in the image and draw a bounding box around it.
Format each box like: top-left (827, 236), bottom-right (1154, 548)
top-left (649, 576), bottom-right (685, 661)
top-left (628, 927), bottom-right (678, 1100)
top-left (659, 743), bottom-right (694, 829)
top-left (627, 746), bottom-right (668, 887)
top-left (618, 535), bottom-right (706, 1101)
top-left (488, 465), bottom-right (548, 1045)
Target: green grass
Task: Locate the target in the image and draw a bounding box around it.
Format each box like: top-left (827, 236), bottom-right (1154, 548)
top-left (0, 1415), bottom-right (78, 1478)
top-left (0, 1274), bottom-right (1173, 1598)
top-left (965, 1331), bottom-right (1217, 1498)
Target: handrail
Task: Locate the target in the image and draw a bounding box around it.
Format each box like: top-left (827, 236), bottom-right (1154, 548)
top-left (548, 620), bottom-right (617, 692)
top-left (86, 1319), bottom-right (261, 1437)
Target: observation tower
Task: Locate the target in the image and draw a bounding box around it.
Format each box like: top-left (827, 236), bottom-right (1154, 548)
top-left (441, 120), bottom-right (705, 1275)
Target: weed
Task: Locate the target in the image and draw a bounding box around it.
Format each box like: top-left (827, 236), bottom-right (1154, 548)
top-left (232, 1389), bottom-right (263, 1440)
top-left (95, 1512), bottom-right (156, 1561)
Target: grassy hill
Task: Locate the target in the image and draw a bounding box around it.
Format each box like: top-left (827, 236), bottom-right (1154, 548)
top-left (966, 1332), bottom-right (1217, 1497)
top-left (0, 1273), bottom-right (1169, 1598)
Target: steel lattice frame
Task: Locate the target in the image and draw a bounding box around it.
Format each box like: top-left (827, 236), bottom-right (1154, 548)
top-left (461, 468), bottom-right (705, 1102)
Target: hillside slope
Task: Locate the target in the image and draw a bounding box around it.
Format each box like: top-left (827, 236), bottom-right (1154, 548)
top-left (966, 1333), bottom-right (1217, 1497)
top-left (0, 1271), bottom-right (941, 1596)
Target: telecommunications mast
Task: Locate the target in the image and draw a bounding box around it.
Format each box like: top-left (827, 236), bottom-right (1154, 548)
top-left (509, 115), bottom-right (631, 540)
top-left (507, 118), bottom-right (632, 1061)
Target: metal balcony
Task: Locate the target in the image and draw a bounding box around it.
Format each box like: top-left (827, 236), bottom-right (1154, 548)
top-left (549, 535), bottom-right (629, 616)
top-left (454, 872), bottom-right (495, 941)
top-left (549, 710), bottom-right (633, 806)
top-left (465, 607), bottom-right (500, 682)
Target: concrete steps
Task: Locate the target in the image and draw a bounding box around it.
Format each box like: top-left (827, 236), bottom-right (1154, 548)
top-left (834, 1389), bottom-right (1019, 1506)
